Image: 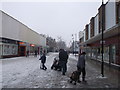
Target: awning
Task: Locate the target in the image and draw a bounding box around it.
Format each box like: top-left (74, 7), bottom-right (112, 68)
top-left (81, 24), bottom-right (120, 46)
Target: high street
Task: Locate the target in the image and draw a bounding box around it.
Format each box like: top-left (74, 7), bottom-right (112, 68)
top-left (1, 53), bottom-right (120, 88)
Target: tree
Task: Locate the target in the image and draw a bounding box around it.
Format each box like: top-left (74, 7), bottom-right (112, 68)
top-left (56, 36), bottom-right (67, 50)
top-left (46, 36), bottom-right (57, 52)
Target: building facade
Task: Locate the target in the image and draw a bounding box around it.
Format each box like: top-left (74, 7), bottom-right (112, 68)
top-left (0, 11), bottom-right (46, 58)
top-left (79, 0), bottom-right (120, 67)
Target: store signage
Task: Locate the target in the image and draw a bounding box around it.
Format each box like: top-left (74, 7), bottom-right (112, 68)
top-left (19, 42), bottom-right (25, 45)
top-left (30, 44), bottom-right (35, 47)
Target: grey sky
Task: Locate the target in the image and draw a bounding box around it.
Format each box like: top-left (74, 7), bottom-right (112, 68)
top-left (1, 1), bottom-right (104, 46)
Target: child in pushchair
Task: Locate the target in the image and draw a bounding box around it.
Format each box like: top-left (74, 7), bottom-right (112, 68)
top-left (69, 70), bottom-right (80, 85)
top-left (51, 56), bottom-right (61, 71)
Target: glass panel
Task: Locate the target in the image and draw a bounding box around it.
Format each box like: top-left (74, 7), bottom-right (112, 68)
top-left (98, 47), bottom-right (102, 59)
top-left (111, 45), bottom-right (116, 64)
top-left (3, 43), bottom-right (18, 55)
top-left (103, 46), bottom-right (109, 62)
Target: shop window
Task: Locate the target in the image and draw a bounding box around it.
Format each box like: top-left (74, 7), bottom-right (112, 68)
top-left (3, 45), bottom-right (10, 55)
top-left (93, 48), bottom-right (97, 58)
top-left (111, 45), bottom-right (116, 64)
top-left (97, 48), bottom-right (102, 59)
top-left (92, 48), bottom-right (96, 58)
top-left (3, 44), bottom-right (18, 55)
top-left (0, 45), bottom-right (2, 57)
top-left (103, 46), bottom-right (109, 62)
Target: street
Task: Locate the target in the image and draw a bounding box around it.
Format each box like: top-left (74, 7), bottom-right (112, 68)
top-left (1, 53), bottom-right (120, 88)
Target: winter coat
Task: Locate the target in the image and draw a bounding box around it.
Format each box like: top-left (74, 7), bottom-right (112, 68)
top-left (59, 50), bottom-right (68, 62)
top-left (39, 54), bottom-right (46, 63)
top-left (77, 55), bottom-right (85, 69)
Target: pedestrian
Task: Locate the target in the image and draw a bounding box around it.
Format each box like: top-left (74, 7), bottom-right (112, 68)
top-left (59, 49), bottom-right (68, 75)
top-left (26, 51), bottom-right (29, 57)
top-left (39, 50), bottom-right (47, 70)
top-left (77, 52), bottom-right (87, 82)
top-left (34, 50), bottom-right (37, 57)
top-left (40, 50), bottom-right (43, 57)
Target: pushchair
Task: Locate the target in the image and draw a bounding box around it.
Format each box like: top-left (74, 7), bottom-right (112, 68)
top-left (69, 70), bottom-right (80, 85)
top-left (51, 57), bottom-right (61, 71)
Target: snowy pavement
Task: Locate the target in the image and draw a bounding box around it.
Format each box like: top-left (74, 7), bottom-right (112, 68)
top-left (1, 53), bottom-right (120, 88)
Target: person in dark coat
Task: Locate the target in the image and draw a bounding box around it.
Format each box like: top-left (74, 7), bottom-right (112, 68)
top-left (34, 50), bottom-right (37, 57)
top-left (77, 52), bottom-right (86, 82)
top-left (26, 51), bottom-right (29, 57)
top-left (59, 49), bottom-right (68, 75)
top-left (39, 51), bottom-right (47, 70)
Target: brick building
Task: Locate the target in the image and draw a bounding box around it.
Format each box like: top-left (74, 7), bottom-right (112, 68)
top-left (79, 0), bottom-right (120, 67)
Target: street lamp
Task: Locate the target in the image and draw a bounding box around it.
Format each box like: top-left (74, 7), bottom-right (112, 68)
top-left (72, 34), bottom-right (74, 55)
top-left (75, 34), bottom-right (77, 57)
top-left (101, 0), bottom-right (104, 77)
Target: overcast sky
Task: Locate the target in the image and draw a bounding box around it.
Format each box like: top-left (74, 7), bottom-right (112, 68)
top-left (1, 0), bottom-right (108, 47)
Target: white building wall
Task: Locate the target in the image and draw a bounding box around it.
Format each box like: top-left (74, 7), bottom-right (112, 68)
top-left (19, 23), bottom-right (28, 42)
top-left (26, 29), bottom-right (41, 46)
top-left (2, 12), bottom-right (19, 40)
top-left (94, 14), bottom-right (99, 36)
top-left (105, 0), bottom-right (116, 30)
top-left (0, 11), bottom-right (2, 37)
top-left (1, 11), bottom-right (46, 47)
top-left (19, 24), bottom-right (46, 46)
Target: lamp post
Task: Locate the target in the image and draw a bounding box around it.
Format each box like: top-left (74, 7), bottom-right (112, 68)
top-left (101, 0), bottom-right (104, 77)
top-left (72, 34), bottom-right (74, 55)
top-left (75, 34), bottom-right (77, 56)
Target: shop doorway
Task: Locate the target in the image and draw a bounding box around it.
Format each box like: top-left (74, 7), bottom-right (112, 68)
top-left (19, 46), bottom-right (26, 56)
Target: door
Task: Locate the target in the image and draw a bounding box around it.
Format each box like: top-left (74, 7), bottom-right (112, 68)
top-left (19, 46), bottom-right (26, 56)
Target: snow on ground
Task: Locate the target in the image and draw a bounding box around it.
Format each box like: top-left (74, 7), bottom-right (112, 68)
top-left (1, 52), bottom-right (120, 88)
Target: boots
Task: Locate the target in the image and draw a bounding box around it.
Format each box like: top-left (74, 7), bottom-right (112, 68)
top-left (82, 77), bottom-right (87, 82)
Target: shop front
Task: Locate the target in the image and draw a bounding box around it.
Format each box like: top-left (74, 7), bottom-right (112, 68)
top-left (1, 38), bottom-right (18, 58)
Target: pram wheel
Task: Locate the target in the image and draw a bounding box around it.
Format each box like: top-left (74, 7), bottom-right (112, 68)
top-left (74, 82), bottom-right (76, 85)
top-left (70, 80), bottom-right (72, 83)
top-left (51, 66), bottom-right (53, 69)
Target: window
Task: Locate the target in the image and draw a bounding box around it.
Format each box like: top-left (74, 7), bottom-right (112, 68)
top-left (103, 46), bottom-right (109, 62)
top-left (3, 44), bottom-right (18, 55)
top-left (116, 1), bottom-right (120, 23)
top-left (111, 45), bottom-right (116, 64)
top-left (0, 44), bottom-right (2, 58)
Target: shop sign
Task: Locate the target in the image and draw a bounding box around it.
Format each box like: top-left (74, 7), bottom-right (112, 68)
top-left (19, 42), bottom-right (25, 45)
top-left (30, 44), bottom-right (35, 47)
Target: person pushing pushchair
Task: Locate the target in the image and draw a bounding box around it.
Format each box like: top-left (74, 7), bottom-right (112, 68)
top-left (51, 56), bottom-right (61, 71)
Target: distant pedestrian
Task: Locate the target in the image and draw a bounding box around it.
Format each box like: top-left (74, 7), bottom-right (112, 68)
top-left (59, 49), bottom-right (68, 75)
top-left (39, 51), bottom-right (47, 70)
top-left (34, 50), bottom-right (37, 57)
top-left (77, 52), bottom-right (86, 82)
top-left (26, 51), bottom-right (29, 57)
top-left (40, 50), bottom-right (43, 57)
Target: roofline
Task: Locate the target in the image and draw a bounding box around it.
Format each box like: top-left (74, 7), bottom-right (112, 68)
top-left (1, 10), bottom-right (44, 37)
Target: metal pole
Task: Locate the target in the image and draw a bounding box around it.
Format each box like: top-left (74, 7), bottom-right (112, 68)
top-left (72, 34), bottom-right (74, 55)
top-left (75, 34), bottom-right (77, 56)
top-left (101, 0), bottom-right (104, 77)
